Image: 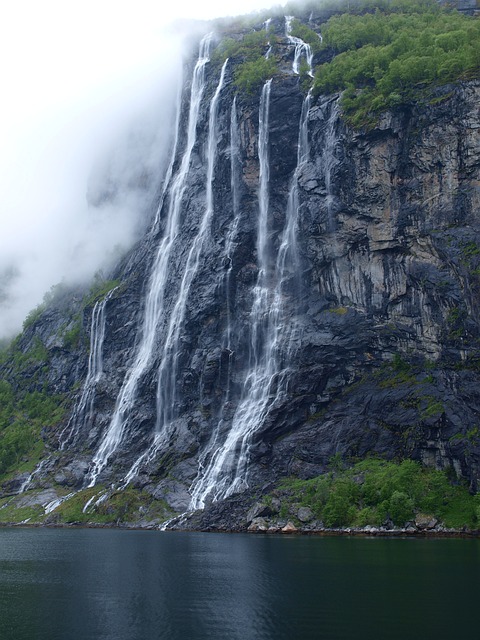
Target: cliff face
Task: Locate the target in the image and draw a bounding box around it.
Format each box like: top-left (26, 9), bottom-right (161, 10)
top-left (2, 26), bottom-right (480, 523)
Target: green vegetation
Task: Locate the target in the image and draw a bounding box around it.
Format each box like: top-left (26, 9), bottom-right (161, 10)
top-left (277, 458), bottom-right (480, 528)
top-left (0, 497), bottom-right (44, 524)
top-left (377, 353), bottom-right (417, 388)
top-left (52, 487), bottom-right (173, 525)
top-left (0, 335), bottom-right (67, 479)
top-left (0, 271), bottom-right (122, 485)
top-left (83, 277), bottom-right (121, 308)
top-left (23, 304), bottom-right (47, 331)
top-left (289, 18), bottom-right (323, 54)
top-left (213, 29), bottom-right (278, 96)
top-left (460, 240), bottom-right (480, 276)
top-left (62, 323), bottom-right (81, 349)
top-left (447, 305), bottom-right (467, 341)
top-left (234, 57), bottom-right (278, 95)
top-left (22, 282), bottom-right (69, 330)
top-left (0, 485), bottom-right (174, 526)
top-left (313, 1), bottom-right (480, 126)
top-left (328, 306), bottom-right (348, 315)
top-left (0, 380), bottom-right (65, 476)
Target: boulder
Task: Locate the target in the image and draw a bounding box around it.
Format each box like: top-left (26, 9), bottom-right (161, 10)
top-left (248, 517), bottom-right (268, 532)
top-left (415, 514), bottom-right (439, 530)
top-left (297, 507), bottom-right (314, 523)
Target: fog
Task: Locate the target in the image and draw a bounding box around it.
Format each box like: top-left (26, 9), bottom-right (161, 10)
top-left (0, 0), bottom-right (283, 339)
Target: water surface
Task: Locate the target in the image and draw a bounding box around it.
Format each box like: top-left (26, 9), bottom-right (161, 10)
top-left (0, 528), bottom-right (477, 639)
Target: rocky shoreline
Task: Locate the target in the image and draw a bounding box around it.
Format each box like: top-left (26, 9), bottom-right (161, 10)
top-left (1, 519), bottom-right (479, 538)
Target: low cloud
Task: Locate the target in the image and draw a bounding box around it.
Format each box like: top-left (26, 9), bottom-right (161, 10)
top-left (0, 12), bottom-right (185, 338)
top-left (0, 0), bottom-right (283, 339)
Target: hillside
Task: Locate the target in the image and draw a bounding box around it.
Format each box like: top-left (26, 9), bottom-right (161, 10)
top-left (0, 0), bottom-right (479, 531)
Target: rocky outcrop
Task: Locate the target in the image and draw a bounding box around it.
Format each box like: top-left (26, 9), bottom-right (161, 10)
top-left (1, 22), bottom-right (479, 526)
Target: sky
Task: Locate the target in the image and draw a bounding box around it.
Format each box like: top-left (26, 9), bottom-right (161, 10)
top-left (0, 0), bottom-right (284, 339)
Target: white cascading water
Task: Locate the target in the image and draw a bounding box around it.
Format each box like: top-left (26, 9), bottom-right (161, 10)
top-left (188, 95), bottom-right (242, 508)
top-left (285, 16), bottom-right (314, 76)
top-left (85, 33), bottom-right (213, 488)
top-left (151, 74), bottom-right (184, 231)
top-left (278, 90), bottom-right (312, 284)
top-left (189, 79), bottom-right (276, 507)
top-left (18, 458), bottom-right (49, 494)
top-left (190, 83), bottom-right (312, 508)
top-left (122, 57), bottom-right (229, 485)
top-left (58, 288), bottom-right (117, 450)
top-left (225, 97), bottom-right (241, 355)
top-left (154, 57), bottom-right (229, 434)
top-left (264, 18), bottom-right (273, 59)
top-left (321, 98), bottom-right (340, 232)
top-left (44, 492), bottom-right (76, 515)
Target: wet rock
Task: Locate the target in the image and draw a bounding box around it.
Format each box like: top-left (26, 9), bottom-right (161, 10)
top-left (248, 517), bottom-right (269, 532)
top-left (150, 480), bottom-right (191, 512)
top-left (297, 507), bottom-right (314, 523)
top-left (16, 489), bottom-right (59, 508)
top-left (0, 34), bottom-right (479, 529)
top-left (1, 473), bottom-right (31, 496)
top-left (246, 502), bottom-right (275, 523)
top-left (415, 514), bottom-right (439, 530)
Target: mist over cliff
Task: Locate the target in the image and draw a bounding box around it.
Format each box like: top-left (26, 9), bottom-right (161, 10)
top-left (0, 0), bottom-right (479, 531)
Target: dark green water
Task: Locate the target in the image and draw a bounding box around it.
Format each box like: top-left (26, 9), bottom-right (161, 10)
top-left (0, 529), bottom-right (478, 640)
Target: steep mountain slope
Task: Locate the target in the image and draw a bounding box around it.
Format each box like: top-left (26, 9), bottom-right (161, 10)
top-left (0, 1), bottom-right (479, 529)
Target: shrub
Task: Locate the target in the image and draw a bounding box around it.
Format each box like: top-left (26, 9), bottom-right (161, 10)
top-left (213, 28), bottom-right (278, 97)
top-left (289, 19), bottom-right (322, 54)
top-left (323, 493), bottom-right (356, 527)
top-left (313, 5), bottom-right (480, 126)
top-left (273, 458), bottom-right (479, 529)
top-left (388, 490), bottom-right (415, 525)
top-left (234, 57), bottom-right (278, 96)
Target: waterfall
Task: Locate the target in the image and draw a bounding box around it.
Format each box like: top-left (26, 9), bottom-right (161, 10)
top-left (264, 18), bottom-right (273, 59)
top-left (18, 458), bottom-right (49, 494)
top-left (225, 97), bottom-right (241, 353)
top-left (85, 33), bottom-right (213, 488)
top-left (58, 287), bottom-right (117, 450)
top-left (122, 57), bottom-right (229, 485)
top-left (285, 16), bottom-right (314, 77)
top-left (189, 82), bottom-right (312, 508)
top-left (321, 98), bottom-right (340, 232)
top-left (44, 492), bottom-right (76, 515)
top-left (188, 95), bottom-right (242, 509)
top-left (190, 79), bottom-right (277, 507)
top-left (279, 89), bottom-right (312, 279)
top-left (154, 57), bottom-right (229, 434)
top-left (151, 68), bottom-right (184, 231)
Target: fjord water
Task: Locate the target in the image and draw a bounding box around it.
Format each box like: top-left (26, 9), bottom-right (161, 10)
top-left (0, 530), bottom-right (478, 640)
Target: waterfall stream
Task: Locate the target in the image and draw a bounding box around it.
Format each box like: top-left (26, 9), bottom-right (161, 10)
top-left (322, 98), bottom-right (340, 232)
top-left (85, 34), bottom-right (213, 488)
top-left (285, 16), bottom-right (314, 76)
top-left (190, 79), bottom-right (312, 507)
top-left (82, 29), bottom-right (313, 505)
top-left (58, 287), bottom-right (117, 450)
top-left (122, 57), bottom-right (229, 485)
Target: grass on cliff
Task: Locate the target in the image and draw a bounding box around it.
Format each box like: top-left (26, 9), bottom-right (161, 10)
top-left (0, 486), bottom-right (174, 526)
top-left (50, 488), bottom-right (173, 525)
top-left (0, 335), bottom-right (67, 480)
top-left (312, 0), bottom-right (480, 126)
top-left (277, 458), bottom-right (480, 529)
top-left (212, 29), bottom-right (278, 96)
top-left (0, 271), bottom-right (124, 485)
top-left (0, 498), bottom-right (45, 524)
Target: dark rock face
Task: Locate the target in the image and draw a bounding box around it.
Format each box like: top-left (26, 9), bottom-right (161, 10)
top-left (2, 33), bottom-right (480, 522)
